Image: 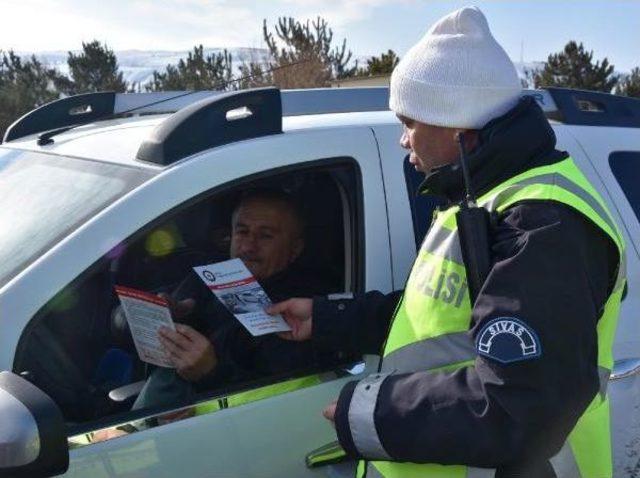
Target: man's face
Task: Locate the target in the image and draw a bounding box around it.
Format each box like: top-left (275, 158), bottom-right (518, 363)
top-left (398, 115), bottom-right (461, 173)
top-left (230, 199), bottom-right (303, 280)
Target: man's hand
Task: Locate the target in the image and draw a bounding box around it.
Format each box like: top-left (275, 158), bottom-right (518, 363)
top-left (267, 298), bottom-right (313, 341)
top-left (322, 400), bottom-right (337, 428)
top-left (159, 324), bottom-right (217, 382)
top-left (158, 293), bottom-right (196, 320)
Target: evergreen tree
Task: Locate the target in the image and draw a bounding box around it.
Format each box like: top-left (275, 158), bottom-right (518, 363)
top-left (237, 59), bottom-right (273, 89)
top-left (357, 49), bottom-right (399, 76)
top-left (255, 16), bottom-right (355, 89)
top-left (615, 67), bottom-right (640, 98)
top-left (148, 46), bottom-right (233, 91)
top-left (0, 50), bottom-right (63, 141)
top-left (66, 40), bottom-right (127, 94)
top-left (534, 41), bottom-right (618, 93)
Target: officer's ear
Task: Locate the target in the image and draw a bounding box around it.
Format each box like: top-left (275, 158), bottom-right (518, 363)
top-left (453, 129), bottom-right (480, 153)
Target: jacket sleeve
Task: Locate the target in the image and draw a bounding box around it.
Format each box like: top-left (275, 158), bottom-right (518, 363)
top-left (312, 290), bottom-right (403, 357)
top-left (333, 202), bottom-right (618, 467)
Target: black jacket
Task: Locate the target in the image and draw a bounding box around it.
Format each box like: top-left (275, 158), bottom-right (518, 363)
top-left (313, 98), bottom-right (619, 476)
top-left (174, 259), bottom-right (336, 389)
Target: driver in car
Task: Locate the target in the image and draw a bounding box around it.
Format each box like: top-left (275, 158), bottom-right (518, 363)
top-left (132, 188), bottom-right (335, 410)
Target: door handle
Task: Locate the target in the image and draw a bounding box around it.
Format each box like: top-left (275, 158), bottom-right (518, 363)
top-left (611, 358), bottom-right (640, 380)
top-left (306, 440), bottom-right (348, 468)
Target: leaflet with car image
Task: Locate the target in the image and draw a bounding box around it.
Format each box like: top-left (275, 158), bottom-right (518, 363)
top-left (193, 258), bottom-right (292, 337)
top-left (115, 285), bottom-right (175, 368)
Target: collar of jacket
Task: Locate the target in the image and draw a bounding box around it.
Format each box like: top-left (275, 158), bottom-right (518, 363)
top-left (418, 96), bottom-right (567, 203)
top-left (260, 258), bottom-right (333, 301)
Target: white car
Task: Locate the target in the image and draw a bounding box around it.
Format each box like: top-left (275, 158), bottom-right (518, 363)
top-left (0, 87), bottom-right (639, 477)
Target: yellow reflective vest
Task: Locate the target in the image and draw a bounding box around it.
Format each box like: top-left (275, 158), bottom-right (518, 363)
top-left (359, 157), bottom-right (626, 478)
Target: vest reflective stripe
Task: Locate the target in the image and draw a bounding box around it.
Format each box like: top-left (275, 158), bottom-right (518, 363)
top-left (382, 331), bottom-right (475, 372)
top-left (420, 224), bottom-right (464, 265)
top-left (484, 174), bottom-right (621, 247)
top-left (382, 335), bottom-right (612, 399)
top-left (598, 367), bottom-right (611, 400)
top-left (616, 255), bottom-right (627, 291)
top-left (358, 157), bottom-right (625, 478)
top-left (349, 374), bottom-right (392, 459)
top-left (550, 442), bottom-right (582, 478)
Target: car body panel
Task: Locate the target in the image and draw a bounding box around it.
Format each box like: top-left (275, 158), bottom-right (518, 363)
top-left (559, 125), bottom-right (640, 476)
top-left (64, 372), bottom-right (366, 478)
top-left (0, 125), bottom-right (391, 477)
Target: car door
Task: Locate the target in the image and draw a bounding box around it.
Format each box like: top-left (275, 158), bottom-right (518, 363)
top-left (372, 123), bottom-right (440, 286)
top-left (4, 126), bottom-right (391, 478)
top-left (556, 124), bottom-right (640, 476)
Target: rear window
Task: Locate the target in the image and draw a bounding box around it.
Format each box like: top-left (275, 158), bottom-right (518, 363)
top-left (0, 148), bottom-right (155, 287)
top-left (609, 152), bottom-right (640, 223)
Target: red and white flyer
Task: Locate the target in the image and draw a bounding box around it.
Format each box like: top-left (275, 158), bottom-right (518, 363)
top-left (193, 258), bottom-right (292, 337)
top-left (115, 286), bottom-right (176, 368)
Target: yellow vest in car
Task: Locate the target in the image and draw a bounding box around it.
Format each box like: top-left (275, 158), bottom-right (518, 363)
top-left (360, 157), bottom-right (626, 478)
top-left (194, 374), bottom-right (323, 414)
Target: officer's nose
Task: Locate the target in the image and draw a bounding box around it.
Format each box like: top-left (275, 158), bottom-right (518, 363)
top-left (400, 130), bottom-right (410, 150)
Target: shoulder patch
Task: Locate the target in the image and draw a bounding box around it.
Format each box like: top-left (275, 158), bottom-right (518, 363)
top-left (476, 317), bottom-right (542, 364)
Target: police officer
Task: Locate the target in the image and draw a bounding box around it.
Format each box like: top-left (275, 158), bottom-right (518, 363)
top-left (269, 6), bottom-right (625, 478)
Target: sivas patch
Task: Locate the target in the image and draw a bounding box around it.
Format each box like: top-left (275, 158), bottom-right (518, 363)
top-left (476, 317), bottom-right (542, 364)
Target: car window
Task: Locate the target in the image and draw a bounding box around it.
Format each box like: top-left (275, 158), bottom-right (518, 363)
top-left (0, 148), bottom-right (155, 288)
top-left (609, 151), bottom-right (640, 224)
top-left (14, 160), bottom-right (362, 432)
top-left (403, 155), bottom-right (445, 247)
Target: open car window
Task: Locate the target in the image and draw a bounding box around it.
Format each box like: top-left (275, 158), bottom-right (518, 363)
top-left (14, 159), bottom-right (363, 434)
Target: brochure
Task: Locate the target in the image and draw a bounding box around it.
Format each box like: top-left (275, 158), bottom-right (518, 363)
top-left (115, 286), bottom-right (175, 368)
top-left (193, 258), bottom-right (292, 336)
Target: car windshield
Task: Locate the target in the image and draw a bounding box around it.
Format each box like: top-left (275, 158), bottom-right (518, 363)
top-left (0, 148), bottom-right (155, 288)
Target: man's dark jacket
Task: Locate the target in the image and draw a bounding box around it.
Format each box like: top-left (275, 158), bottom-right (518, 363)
top-left (131, 259), bottom-right (335, 410)
top-left (312, 97), bottom-right (619, 477)
top-left (175, 260), bottom-right (336, 388)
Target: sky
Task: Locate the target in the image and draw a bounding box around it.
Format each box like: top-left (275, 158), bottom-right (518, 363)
top-left (1, 0), bottom-right (639, 72)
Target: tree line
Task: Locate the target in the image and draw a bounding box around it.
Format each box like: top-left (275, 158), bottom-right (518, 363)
top-left (1, 15), bottom-right (639, 139)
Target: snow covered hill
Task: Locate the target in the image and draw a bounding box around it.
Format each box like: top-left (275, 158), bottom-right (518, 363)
top-left (22, 48), bottom-right (270, 87)
top-left (20, 48), bottom-right (544, 89)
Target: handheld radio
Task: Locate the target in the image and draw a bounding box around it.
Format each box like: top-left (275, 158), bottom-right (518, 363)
top-left (454, 132), bottom-right (492, 305)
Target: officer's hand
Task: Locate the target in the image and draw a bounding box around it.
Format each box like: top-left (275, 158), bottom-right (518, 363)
top-left (159, 324), bottom-right (217, 381)
top-left (267, 298), bottom-right (313, 341)
top-left (322, 400), bottom-right (337, 428)
top-left (158, 293), bottom-right (196, 320)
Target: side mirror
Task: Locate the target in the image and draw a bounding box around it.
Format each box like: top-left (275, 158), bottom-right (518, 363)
top-left (0, 371), bottom-right (69, 477)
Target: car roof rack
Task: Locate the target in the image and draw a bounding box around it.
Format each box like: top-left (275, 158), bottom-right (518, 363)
top-left (4, 86), bottom-right (639, 152)
top-left (545, 87), bottom-right (640, 128)
top-left (117, 87), bottom-right (392, 116)
top-left (136, 87), bottom-right (282, 166)
top-left (2, 87), bottom-right (392, 143)
top-left (3, 92), bottom-right (116, 143)
top-left (2, 87), bottom-right (552, 145)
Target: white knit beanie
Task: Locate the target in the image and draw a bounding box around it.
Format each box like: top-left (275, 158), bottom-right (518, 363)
top-left (389, 6), bottom-right (522, 129)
